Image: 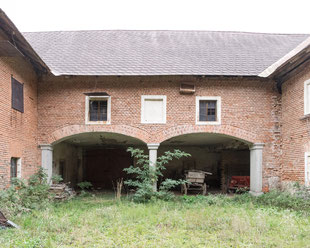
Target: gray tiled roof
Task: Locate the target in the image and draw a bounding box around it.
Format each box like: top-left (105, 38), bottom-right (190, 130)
top-left (22, 30), bottom-right (309, 76)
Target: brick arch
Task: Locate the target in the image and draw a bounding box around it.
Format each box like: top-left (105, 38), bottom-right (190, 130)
top-left (156, 124), bottom-right (260, 144)
top-left (48, 124), bottom-right (150, 145)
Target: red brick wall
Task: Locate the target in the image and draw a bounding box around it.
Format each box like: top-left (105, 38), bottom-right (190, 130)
top-left (0, 56), bottom-right (38, 188)
top-left (281, 62), bottom-right (310, 184)
top-left (38, 75), bottom-right (281, 187)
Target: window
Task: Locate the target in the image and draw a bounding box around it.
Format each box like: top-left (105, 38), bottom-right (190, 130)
top-left (11, 77), bottom-right (24, 113)
top-left (141, 95), bottom-right (166, 124)
top-left (304, 79), bottom-right (310, 115)
top-left (306, 152), bottom-right (310, 187)
top-left (10, 157), bottom-right (21, 181)
top-left (196, 96), bottom-right (221, 125)
top-left (85, 95), bottom-right (111, 124)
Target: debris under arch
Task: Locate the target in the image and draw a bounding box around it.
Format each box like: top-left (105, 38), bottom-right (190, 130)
top-left (49, 183), bottom-right (76, 200)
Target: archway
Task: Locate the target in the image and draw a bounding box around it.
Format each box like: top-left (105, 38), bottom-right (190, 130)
top-left (156, 124), bottom-right (258, 145)
top-left (159, 132), bottom-right (252, 193)
top-left (50, 131), bottom-right (146, 189)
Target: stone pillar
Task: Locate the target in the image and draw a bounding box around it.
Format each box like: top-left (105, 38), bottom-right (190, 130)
top-left (147, 143), bottom-right (160, 191)
top-left (40, 144), bottom-right (53, 184)
top-left (249, 143), bottom-right (264, 196)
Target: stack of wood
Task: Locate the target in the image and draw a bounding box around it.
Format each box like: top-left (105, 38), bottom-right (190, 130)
top-left (49, 183), bottom-right (76, 200)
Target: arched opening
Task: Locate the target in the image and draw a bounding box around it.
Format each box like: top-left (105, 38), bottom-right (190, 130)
top-left (160, 133), bottom-right (251, 193)
top-left (52, 132), bottom-right (146, 189)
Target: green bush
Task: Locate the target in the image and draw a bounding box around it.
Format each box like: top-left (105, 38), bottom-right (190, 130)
top-left (124, 147), bottom-right (190, 202)
top-left (77, 181), bottom-right (93, 197)
top-left (0, 168), bottom-right (52, 217)
top-left (232, 189), bottom-right (310, 213)
top-left (77, 181), bottom-right (92, 190)
top-left (51, 174), bottom-right (63, 184)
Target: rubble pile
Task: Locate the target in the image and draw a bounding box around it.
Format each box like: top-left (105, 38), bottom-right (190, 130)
top-left (49, 183), bottom-right (76, 200)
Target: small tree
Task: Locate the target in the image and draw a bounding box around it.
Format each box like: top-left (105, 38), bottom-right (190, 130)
top-left (124, 147), bottom-right (190, 202)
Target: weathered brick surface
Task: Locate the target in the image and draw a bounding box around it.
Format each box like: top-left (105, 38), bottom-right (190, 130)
top-left (0, 56), bottom-right (38, 188)
top-left (38, 75), bottom-right (281, 187)
top-left (281, 62), bottom-right (310, 184)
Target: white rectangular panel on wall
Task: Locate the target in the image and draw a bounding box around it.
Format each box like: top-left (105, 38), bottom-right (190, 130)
top-left (141, 95), bottom-right (166, 124)
top-left (144, 99), bottom-right (163, 122)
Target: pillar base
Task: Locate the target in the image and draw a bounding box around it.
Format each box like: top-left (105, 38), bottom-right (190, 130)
top-left (249, 191), bottom-right (263, 197)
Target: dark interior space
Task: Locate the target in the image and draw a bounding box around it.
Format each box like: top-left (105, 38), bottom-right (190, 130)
top-left (159, 133), bottom-right (251, 193)
top-left (83, 148), bottom-right (132, 189)
top-left (52, 132), bottom-right (250, 194)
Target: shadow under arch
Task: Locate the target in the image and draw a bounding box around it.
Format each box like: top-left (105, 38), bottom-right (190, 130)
top-left (48, 124), bottom-right (150, 145)
top-left (156, 124), bottom-right (260, 145)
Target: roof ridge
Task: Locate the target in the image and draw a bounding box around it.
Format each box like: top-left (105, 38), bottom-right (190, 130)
top-left (22, 29), bottom-right (310, 36)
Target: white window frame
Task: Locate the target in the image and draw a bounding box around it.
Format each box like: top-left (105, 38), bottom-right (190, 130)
top-left (196, 96), bottom-right (221, 125)
top-left (304, 79), bottom-right (310, 115)
top-left (141, 95), bottom-right (167, 124)
top-left (85, 95), bottom-right (111, 125)
top-left (305, 152), bottom-right (310, 186)
top-left (17, 158), bottom-right (22, 178)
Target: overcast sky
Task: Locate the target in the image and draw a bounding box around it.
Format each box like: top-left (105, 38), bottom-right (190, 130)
top-left (2, 0), bottom-right (310, 33)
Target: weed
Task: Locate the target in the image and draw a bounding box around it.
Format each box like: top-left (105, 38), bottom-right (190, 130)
top-left (0, 168), bottom-right (52, 218)
top-left (1, 193), bottom-right (310, 247)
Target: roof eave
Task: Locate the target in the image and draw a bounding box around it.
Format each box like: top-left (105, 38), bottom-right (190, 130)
top-left (0, 9), bottom-right (50, 74)
top-left (259, 36), bottom-right (310, 80)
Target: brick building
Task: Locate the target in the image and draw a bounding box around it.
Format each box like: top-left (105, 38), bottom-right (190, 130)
top-left (0, 9), bottom-right (309, 195)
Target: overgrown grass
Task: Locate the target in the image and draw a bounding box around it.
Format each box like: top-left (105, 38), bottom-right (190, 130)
top-left (1, 192), bottom-right (310, 248)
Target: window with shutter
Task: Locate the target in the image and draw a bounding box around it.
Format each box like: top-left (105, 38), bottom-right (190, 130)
top-left (11, 77), bottom-right (24, 113)
top-left (141, 95), bottom-right (166, 124)
top-left (196, 96), bottom-right (221, 125)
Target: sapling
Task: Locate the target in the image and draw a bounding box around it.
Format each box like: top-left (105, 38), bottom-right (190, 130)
top-left (124, 147), bottom-right (190, 202)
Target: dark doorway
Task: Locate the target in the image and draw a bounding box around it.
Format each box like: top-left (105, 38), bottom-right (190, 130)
top-left (84, 148), bottom-right (132, 189)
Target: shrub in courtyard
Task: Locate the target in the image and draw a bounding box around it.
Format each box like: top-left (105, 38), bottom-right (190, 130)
top-left (51, 174), bottom-right (63, 184)
top-left (232, 189), bottom-right (310, 213)
top-left (0, 168), bottom-right (52, 217)
top-left (77, 181), bottom-right (93, 197)
top-left (124, 147), bottom-right (190, 202)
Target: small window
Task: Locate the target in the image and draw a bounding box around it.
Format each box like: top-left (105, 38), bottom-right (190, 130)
top-left (196, 96), bottom-right (221, 125)
top-left (10, 157), bottom-right (21, 181)
top-left (11, 77), bottom-right (24, 113)
top-left (90, 100), bottom-right (107, 121)
top-left (141, 95), bottom-right (166, 124)
top-left (306, 153), bottom-right (310, 186)
top-left (304, 79), bottom-right (310, 115)
top-left (199, 100), bottom-right (217, 121)
top-left (85, 96), bottom-right (111, 124)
